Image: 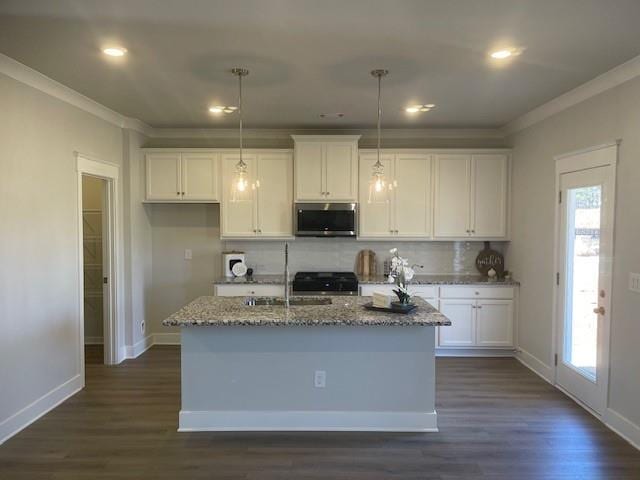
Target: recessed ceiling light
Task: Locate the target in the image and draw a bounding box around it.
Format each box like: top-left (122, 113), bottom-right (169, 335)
top-left (490, 49), bottom-right (512, 59)
top-left (406, 104), bottom-right (435, 114)
top-left (208, 105), bottom-right (237, 114)
top-left (103, 47), bottom-right (127, 57)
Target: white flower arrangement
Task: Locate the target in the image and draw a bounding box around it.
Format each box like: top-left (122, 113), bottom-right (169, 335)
top-left (387, 248), bottom-right (422, 304)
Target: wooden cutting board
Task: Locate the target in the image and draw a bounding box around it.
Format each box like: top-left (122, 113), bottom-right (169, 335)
top-left (355, 250), bottom-right (377, 277)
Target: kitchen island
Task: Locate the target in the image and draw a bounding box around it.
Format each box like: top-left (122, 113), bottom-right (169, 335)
top-left (163, 295), bottom-right (450, 432)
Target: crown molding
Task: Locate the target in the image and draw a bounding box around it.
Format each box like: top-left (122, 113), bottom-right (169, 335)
top-left (503, 53), bottom-right (640, 135)
top-left (0, 53), bottom-right (153, 136)
top-left (147, 127), bottom-right (505, 140)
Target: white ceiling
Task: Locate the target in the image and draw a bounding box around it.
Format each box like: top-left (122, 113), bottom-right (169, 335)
top-left (1, 0), bottom-right (640, 129)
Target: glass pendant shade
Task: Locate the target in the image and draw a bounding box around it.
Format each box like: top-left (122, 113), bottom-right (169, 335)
top-left (230, 158), bottom-right (250, 202)
top-left (368, 69), bottom-right (389, 204)
top-left (368, 159), bottom-right (389, 204)
top-left (230, 67), bottom-right (250, 202)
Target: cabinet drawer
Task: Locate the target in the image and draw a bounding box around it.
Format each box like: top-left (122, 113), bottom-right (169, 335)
top-left (439, 286), bottom-right (514, 300)
top-left (215, 284), bottom-right (285, 297)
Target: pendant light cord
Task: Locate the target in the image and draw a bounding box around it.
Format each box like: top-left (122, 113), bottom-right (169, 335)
top-left (238, 72), bottom-right (243, 165)
top-left (376, 73), bottom-right (381, 164)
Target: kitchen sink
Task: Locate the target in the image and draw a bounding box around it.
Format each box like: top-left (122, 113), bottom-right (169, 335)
top-left (244, 297), bottom-right (332, 306)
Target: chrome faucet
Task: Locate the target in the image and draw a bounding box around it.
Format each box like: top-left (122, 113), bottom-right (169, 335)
top-left (284, 242), bottom-right (290, 308)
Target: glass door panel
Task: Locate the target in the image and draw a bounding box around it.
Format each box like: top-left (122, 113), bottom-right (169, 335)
top-left (563, 185), bottom-right (601, 381)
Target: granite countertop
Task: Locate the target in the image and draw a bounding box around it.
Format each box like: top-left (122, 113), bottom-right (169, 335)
top-left (163, 296), bottom-right (451, 327)
top-left (213, 274), bottom-right (285, 285)
top-left (358, 274), bottom-right (520, 286)
top-left (213, 274), bottom-right (518, 286)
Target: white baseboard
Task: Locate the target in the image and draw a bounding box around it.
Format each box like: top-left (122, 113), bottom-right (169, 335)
top-left (515, 348), bottom-right (554, 383)
top-left (178, 409), bottom-right (438, 432)
top-left (604, 408), bottom-right (640, 451)
top-left (153, 332), bottom-right (180, 345)
top-left (124, 335), bottom-right (154, 359)
top-left (0, 374), bottom-right (83, 445)
top-left (436, 347), bottom-right (515, 357)
top-left (84, 336), bottom-right (103, 345)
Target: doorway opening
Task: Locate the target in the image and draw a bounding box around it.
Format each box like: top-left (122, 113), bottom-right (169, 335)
top-left (76, 153), bottom-right (123, 380)
top-left (553, 142), bottom-right (617, 415)
top-left (82, 175), bottom-right (107, 365)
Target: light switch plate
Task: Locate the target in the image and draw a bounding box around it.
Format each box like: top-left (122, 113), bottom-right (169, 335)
top-left (184, 249), bottom-right (193, 260)
top-left (630, 273), bottom-right (640, 293)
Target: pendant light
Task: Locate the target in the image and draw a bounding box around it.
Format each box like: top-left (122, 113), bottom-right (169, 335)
top-left (369, 69), bottom-right (389, 203)
top-left (231, 67), bottom-right (250, 202)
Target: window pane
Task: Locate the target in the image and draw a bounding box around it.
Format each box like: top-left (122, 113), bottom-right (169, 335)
top-left (564, 185), bottom-right (601, 381)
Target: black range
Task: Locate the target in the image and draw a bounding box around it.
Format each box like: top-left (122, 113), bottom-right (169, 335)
top-left (292, 271), bottom-right (359, 296)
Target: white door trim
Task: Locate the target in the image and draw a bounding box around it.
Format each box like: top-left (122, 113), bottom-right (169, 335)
top-left (551, 142), bottom-right (618, 413)
top-left (76, 152), bottom-right (124, 375)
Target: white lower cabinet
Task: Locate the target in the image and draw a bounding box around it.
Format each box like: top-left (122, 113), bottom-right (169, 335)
top-left (475, 299), bottom-right (514, 347)
top-left (214, 284), bottom-right (285, 297)
top-left (437, 286), bottom-right (514, 349)
top-left (438, 299), bottom-right (476, 347)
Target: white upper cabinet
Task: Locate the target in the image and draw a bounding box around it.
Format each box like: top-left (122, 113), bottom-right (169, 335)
top-left (293, 141), bottom-right (324, 200)
top-left (221, 153), bottom-right (258, 237)
top-left (146, 151), bottom-right (219, 202)
top-left (146, 153), bottom-right (182, 201)
top-left (358, 153), bottom-right (394, 237)
top-left (256, 153), bottom-right (293, 237)
top-left (292, 135), bottom-right (359, 202)
top-left (434, 154), bottom-right (471, 238)
top-left (434, 153), bottom-right (509, 239)
top-left (394, 154), bottom-right (432, 237)
top-left (221, 151), bottom-right (293, 239)
top-left (181, 153), bottom-right (219, 201)
top-left (471, 154), bottom-right (508, 238)
top-left (358, 152), bottom-right (431, 239)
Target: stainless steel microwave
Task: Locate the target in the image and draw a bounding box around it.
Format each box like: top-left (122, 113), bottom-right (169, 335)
top-left (294, 203), bottom-right (357, 237)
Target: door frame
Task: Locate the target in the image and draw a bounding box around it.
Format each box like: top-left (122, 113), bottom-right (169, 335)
top-left (551, 141), bottom-right (619, 413)
top-left (76, 152), bottom-right (124, 378)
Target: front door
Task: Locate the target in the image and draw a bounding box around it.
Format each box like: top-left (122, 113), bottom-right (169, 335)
top-left (556, 160), bottom-right (615, 414)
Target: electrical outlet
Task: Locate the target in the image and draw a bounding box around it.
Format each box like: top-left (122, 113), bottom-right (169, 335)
top-left (630, 273), bottom-right (640, 293)
top-left (314, 370), bottom-right (326, 388)
top-left (184, 249), bottom-right (192, 260)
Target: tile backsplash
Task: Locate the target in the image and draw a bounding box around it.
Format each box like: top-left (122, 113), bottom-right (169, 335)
top-left (224, 239), bottom-right (507, 276)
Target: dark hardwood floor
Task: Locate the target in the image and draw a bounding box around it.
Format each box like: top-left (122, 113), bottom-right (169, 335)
top-left (1, 346), bottom-right (638, 479)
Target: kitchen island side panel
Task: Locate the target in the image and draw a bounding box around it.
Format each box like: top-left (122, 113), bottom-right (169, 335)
top-left (179, 326), bottom-right (436, 430)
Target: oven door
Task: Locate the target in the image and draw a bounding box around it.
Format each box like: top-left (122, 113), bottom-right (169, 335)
top-left (294, 203), bottom-right (357, 237)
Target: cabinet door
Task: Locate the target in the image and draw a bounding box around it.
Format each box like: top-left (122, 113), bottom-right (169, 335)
top-left (476, 299), bottom-right (513, 347)
top-left (433, 154), bottom-right (471, 238)
top-left (181, 153), bottom-right (219, 202)
top-left (256, 153), bottom-right (293, 237)
top-left (324, 142), bottom-right (358, 201)
top-left (146, 153), bottom-right (181, 201)
top-left (221, 154), bottom-right (257, 237)
top-left (358, 153), bottom-right (394, 237)
top-left (394, 154), bottom-right (432, 237)
top-left (295, 142), bottom-right (324, 201)
top-left (438, 299), bottom-right (476, 347)
top-left (471, 154), bottom-right (508, 238)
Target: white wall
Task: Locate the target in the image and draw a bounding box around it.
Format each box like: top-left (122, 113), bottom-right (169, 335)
top-left (0, 72), bottom-right (124, 436)
top-left (122, 129), bottom-right (152, 346)
top-left (508, 76), bottom-right (640, 428)
top-left (148, 204), bottom-right (222, 336)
